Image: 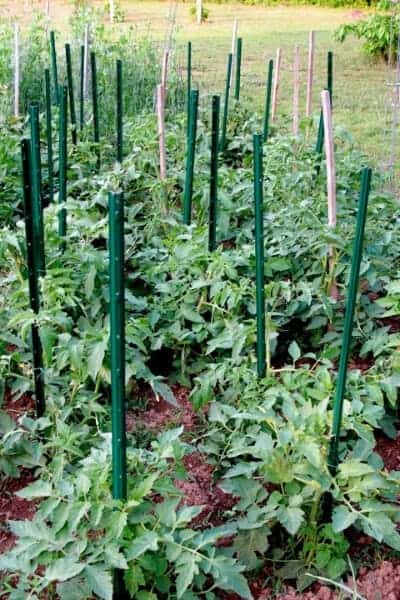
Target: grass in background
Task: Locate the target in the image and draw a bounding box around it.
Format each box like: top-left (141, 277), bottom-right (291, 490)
top-left (0, 0), bottom-right (396, 174)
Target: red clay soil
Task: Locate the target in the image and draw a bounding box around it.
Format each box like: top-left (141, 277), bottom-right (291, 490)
top-left (175, 452), bottom-right (237, 529)
top-left (0, 470), bottom-right (36, 554)
top-left (3, 390), bottom-right (35, 421)
top-left (375, 432), bottom-right (400, 472)
top-left (126, 385), bottom-right (201, 433)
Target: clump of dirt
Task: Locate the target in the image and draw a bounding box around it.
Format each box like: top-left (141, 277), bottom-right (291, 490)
top-left (176, 452), bottom-right (237, 529)
top-left (348, 357), bottom-right (375, 372)
top-left (0, 470), bottom-right (36, 554)
top-left (3, 390), bottom-right (35, 421)
top-left (127, 385), bottom-right (201, 433)
top-left (378, 316), bottom-right (400, 333)
top-left (375, 432), bottom-right (400, 472)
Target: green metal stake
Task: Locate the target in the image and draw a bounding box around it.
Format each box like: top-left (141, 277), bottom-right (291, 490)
top-left (327, 167), bottom-right (372, 472)
top-left (79, 45), bottom-right (85, 131)
top-left (116, 59), bottom-right (123, 164)
top-left (49, 31), bottom-right (59, 105)
top-left (209, 95), bottom-right (220, 252)
top-left (263, 59), bottom-right (274, 143)
top-left (186, 41), bottom-right (192, 138)
top-left (21, 139), bottom-right (45, 418)
top-left (253, 133), bottom-right (266, 379)
top-left (234, 37), bottom-right (242, 101)
top-left (183, 89), bottom-right (199, 226)
top-left (29, 103), bottom-right (45, 277)
top-left (327, 51), bottom-right (333, 107)
top-left (44, 69), bottom-right (54, 204)
top-left (90, 51), bottom-right (100, 170)
top-left (109, 190), bottom-right (127, 599)
top-left (219, 52), bottom-right (233, 152)
top-left (65, 43), bottom-right (77, 146)
top-left (58, 85), bottom-right (68, 251)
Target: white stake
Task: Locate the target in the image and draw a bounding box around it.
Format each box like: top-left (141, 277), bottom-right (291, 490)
top-left (45, 0), bottom-right (50, 19)
top-left (83, 24), bottom-right (90, 98)
top-left (306, 31), bottom-right (315, 118)
top-left (230, 18), bottom-right (238, 86)
top-left (157, 84), bottom-right (167, 180)
top-left (196, 0), bottom-right (202, 25)
top-left (292, 45), bottom-right (300, 135)
top-left (321, 89), bottom-right (336, 228)
top-left (13, 24), bottom-right (20, 119)
top-left (109, 0), bottom-right (115, 23)
top-left (271, 47), bottom-right (281, 123)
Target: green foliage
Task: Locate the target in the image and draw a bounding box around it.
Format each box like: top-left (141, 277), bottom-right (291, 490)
top-left (335, 9), bottom-right (400, 60)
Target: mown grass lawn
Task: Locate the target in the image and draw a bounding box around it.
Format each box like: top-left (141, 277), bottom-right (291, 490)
top-left (0, 0), bottom-right (394, 171)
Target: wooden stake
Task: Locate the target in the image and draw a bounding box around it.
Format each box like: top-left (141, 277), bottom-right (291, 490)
top-left (321, 90), bottom-right (336, 229)
top-left (196, 0), bottom-right (202, 25)
top-left (271, 48), bottom-right (281, 123)
top-left (161, 48), bottom-right (169, 92)
top-left (292, 45), bottom-right (300, 136)
top-left (14, 24), bottom-right (19, 118)
top-left (157, 84), bottom-right (167, 180)
top-left (306, 31), bottom-right (315, 118)
top-left (230, 18), bottom-right (238, 87)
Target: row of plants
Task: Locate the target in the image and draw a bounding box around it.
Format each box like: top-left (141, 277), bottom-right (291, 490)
top-left (0, 19), bottom-right (399, 600)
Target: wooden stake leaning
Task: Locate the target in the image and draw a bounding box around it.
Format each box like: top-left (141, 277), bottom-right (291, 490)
top-left (292, 45), bottom-right (300, 136)
top-left (306, 31), bottom-right (315, 118)
top-left (21, 139), bottom-right (45, 418)
top-left (157, 84), bottom-right (167, 180)
top-left (271, 48), bottom-right (281, 123)
top-left (13, 24), bottom-right (20, 118)
top-left (327, 168), bottom-right (372, 473)
top-left (161, 48), bottom-right (169, 92)
top-left (253, 133), bottom-right (266, 379)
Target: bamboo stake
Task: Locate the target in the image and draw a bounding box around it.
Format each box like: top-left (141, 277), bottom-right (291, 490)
top-left (161, 48), bottom-right (169, 93)
top-left (196, 0), bottom-right (202, 25)
top-left (13, 24), bottom-right (20, 118)
top-left (321, 90), bottom-right (336, 229)
top-left (292, 45), bottom-right (300, 136)
top-left (183, 89), bottom-right (199, 225)
top-left (253, 133), bottom-right (266, 379)
top-left (209, 95), bottom-right (220, 252)
top-left (306, 31), bottom-right (315, 118)
top-left (21, 139), bottom-right (45, 419)
top-left (271, 47), bottom-right (281, 123)
top-left (327, 168), bottom-right (372, 473)
top-left (157, 84), bottom-right (167, 180)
